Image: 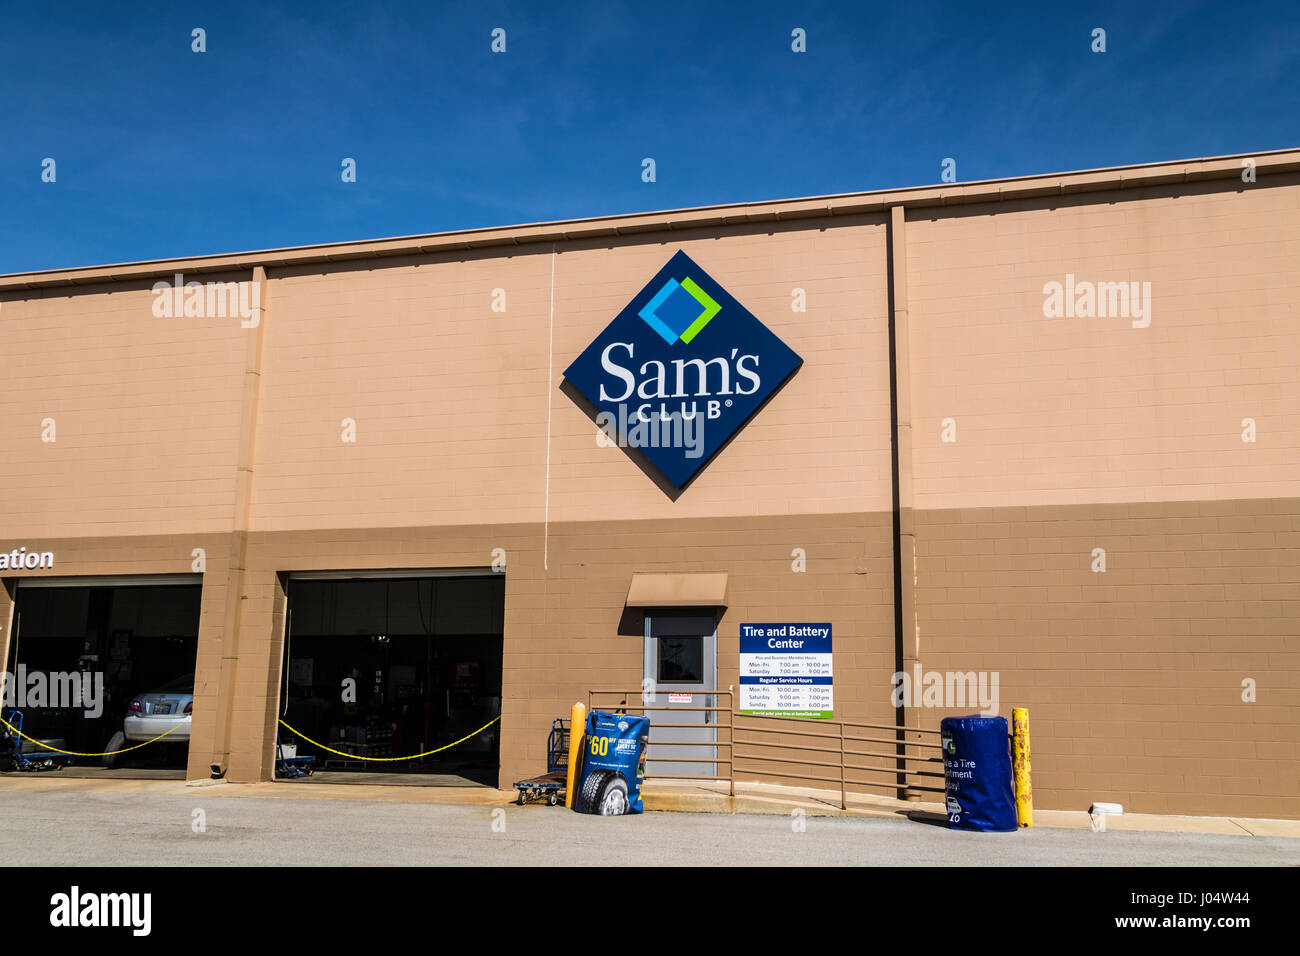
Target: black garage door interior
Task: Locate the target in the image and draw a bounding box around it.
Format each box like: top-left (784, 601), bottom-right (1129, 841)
top-left (3, 581), bottom-right (201, 773)
top-left (280, 575), bottom-right (503, 784)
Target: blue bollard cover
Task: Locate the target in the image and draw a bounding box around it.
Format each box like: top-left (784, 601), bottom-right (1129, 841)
top-left (940, 715), bottom-right (1018, 832)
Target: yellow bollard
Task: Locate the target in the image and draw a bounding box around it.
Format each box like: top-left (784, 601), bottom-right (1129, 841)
top-left (1012, 707), bottom-right (1033, 828)
top-left (564, 702), bottom-right (586, 809)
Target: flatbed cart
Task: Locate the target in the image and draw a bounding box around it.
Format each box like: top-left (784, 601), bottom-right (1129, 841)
top-left (512, 718), bottom-right (569, 806)
top-left (2, 710), bottom-right (68, 772)
top-left (275, 733), bottom-right (316, 779)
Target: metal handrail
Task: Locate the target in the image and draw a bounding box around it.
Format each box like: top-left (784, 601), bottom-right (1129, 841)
top-left (588, 689), bottom-right (736, 796)
top-left (587, 688), bottom-right (947, 808)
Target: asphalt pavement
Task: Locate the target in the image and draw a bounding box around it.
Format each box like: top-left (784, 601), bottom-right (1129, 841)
top-left (2, 786), bottom-right (1296, 866)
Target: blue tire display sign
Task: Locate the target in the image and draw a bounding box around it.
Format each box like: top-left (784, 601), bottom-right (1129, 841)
top-left (575, 710), bottom-right (650, 815)
top-left (940, 715), bottom-right (1018, 832)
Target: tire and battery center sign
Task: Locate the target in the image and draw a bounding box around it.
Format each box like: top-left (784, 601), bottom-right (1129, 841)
top-left (739, 623), bottom-right (833, 718)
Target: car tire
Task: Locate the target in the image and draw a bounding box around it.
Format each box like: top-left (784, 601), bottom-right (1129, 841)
top-left (578, 769), bottom-right (611, 813)
top-left (595, 774), bottom-right (630, 816)
top-left (103, 731), bottom-right (126, 769)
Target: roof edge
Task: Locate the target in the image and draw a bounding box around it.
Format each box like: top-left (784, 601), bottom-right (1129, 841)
top-left (2, 148), bottom-right (1296, 292)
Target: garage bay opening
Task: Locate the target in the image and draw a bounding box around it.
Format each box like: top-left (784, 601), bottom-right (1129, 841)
top-left (279, 573), bottom-right (504, 786)
top-left (2, 576), bottom-right (202, 778)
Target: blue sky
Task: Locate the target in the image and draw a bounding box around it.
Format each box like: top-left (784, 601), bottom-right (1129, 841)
top-left (1, 0), bottom-right (1296, 272)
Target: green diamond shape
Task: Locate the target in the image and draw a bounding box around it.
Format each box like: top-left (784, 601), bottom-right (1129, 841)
top-left (677, 277), bottom-right (721, 344)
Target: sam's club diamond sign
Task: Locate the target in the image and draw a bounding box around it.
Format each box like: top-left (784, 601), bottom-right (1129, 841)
top-left (740, 623), bottom-right (833, 719)
top-left (563, 250), bottom-right (802, 489)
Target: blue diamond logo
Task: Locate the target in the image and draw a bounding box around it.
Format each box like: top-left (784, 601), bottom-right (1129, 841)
top-left (563, 250), bottom-right (802, 491)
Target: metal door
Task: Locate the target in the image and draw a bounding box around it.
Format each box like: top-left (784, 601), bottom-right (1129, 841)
top-left (642, 612), bottom-right (717, 779)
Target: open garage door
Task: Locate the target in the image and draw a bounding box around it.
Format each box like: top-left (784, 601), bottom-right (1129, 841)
top-left (2, 576), bottom-right (202, 778)
top-left (278, 572), bottom-right (503, 786)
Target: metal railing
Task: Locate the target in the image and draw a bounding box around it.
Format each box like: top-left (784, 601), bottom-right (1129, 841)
top-left (734, 712), bottom-right (945, 810)
top-left (586, 689), bottom-right (946, 809)
top-left (587, 689), bottom-right (735, 796)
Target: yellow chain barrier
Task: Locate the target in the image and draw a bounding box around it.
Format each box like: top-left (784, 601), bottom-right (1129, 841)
top-left (1, 713), bottom-right (501, 763)
top-left (277, 715), bottom-right (500, 762)
top-left (1, 714), bottom-right (186, 757)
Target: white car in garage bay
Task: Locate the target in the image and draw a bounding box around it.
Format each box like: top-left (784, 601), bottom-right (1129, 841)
top-left (123, 676), bottom-right (194, 742)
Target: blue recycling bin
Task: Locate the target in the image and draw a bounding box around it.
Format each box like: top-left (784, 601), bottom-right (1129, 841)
top-left (940, 715), bottom-right (1018, 832)
top-left (574, 710), bottom-right (650, 815)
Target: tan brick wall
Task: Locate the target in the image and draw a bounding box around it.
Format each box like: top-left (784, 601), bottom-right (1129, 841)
top-left (905, 177), bottom-right (1300, 508)
top-left (251, 220), bottom-right (893, 532)
top-left (0, 278), bottom-right (249, 539)
top-left (504, 512), bottom-right (896, 784)
top-left (904, 176), bottom-right (1300, 817)
top-left (913, 500), bottom-right (1300, 818)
